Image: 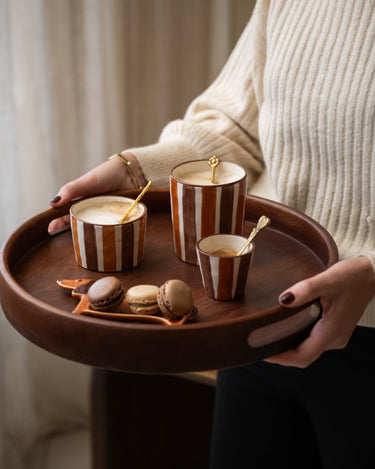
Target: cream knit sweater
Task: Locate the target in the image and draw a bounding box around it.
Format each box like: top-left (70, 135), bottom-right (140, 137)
top-left (130, 0), bottom-right (375, 328)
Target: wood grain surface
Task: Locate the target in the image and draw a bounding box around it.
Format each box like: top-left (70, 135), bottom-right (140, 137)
top-left (0, 188), bottom-right (338, 373)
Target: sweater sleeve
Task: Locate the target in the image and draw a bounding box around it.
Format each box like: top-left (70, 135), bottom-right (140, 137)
top-left (127, 0), bottom-right (270, 187)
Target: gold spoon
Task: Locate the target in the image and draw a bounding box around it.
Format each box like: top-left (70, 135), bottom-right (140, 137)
top-left (237, 215), bottom-right (271, 256)
top-left (119, 180), bottom-right (152, 223)
top-left (208, 155), bottom-right (220, 184)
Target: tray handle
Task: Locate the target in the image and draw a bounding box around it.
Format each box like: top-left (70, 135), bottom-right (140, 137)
top-left (247, 300), bottom-right (321, 349)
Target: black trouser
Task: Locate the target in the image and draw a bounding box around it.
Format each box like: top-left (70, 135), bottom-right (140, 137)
top-left (210, 326), bottom-right (375, 469)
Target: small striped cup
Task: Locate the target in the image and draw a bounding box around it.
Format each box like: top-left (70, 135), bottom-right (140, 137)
top-left (170, 160), bottom-right (247, 265)
top-left (70, 196), bottom-right (147, 272)
top-left (196, 234), bottom-right (254, 300)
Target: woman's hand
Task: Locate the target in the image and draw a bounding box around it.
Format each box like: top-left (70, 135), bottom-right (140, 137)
top-left (265, 256), bottom-right (375, 368)
top-left (48, 152), bottom-right (146, 234)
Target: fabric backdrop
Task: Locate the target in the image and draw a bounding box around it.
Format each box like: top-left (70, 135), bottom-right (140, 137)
top-left (0, 0), bottom-right (254, 467)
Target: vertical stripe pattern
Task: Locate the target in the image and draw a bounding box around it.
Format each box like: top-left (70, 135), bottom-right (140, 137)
top-left (197, 248), bottom-right (254, 300)
top-left (170, 176), bottom-right (247, 264)
top-left (71, 212), bottom-right (147, 272)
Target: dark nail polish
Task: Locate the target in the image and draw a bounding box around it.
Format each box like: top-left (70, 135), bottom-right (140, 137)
top-left (50, 195), bottom-right (61, 204)
top-left (280, 291), bottom-right (295, 305)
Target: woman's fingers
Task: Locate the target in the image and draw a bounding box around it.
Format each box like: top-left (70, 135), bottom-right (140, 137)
top-left (49, 158), bottom-right (129, 208)
top-left (48, 214), bottom-right (71, 235)
top-left (264, 317), bottom-right (332, 367)
top-left (48, 159), bottom-right (130, 234)
top-left (279, 273), bottom-right (329, 308)
top-left (50, 173), bottom-right (101, 208)
top-left (48, 174), bottom-right (101, 234)
top-left (264, 257), bottom-right (375, 368)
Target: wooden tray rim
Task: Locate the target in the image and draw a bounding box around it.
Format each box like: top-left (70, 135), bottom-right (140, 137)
top-left (0, 188), bottom-right (338, 333)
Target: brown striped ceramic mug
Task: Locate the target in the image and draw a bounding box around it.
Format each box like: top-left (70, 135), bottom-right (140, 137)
top-left (196, 234), bottom-right (254, 300)
top-left (170, 160), bottom-right (247, 265)
top-left (70, 195), bottom-right (147, 272)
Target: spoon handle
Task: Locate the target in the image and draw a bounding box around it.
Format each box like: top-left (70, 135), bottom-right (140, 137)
top-left (119, 180), bottom-right (152, 223)
top-left (208, 155), bottom-right (220, 184)
top-left (237, 215), bottom-right (270, 256)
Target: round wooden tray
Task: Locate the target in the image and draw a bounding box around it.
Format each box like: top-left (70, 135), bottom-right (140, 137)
top-left (0, 188), bottom-right (338, 373)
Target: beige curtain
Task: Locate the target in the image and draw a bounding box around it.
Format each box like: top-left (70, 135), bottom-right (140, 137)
top-left (0, 1), bottom-right (255, 467)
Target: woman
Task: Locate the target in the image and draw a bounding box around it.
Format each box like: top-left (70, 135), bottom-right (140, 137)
top-left (49, 1), bottom-right (375, 467)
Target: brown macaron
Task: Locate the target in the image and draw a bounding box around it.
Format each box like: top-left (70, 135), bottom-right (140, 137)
top-left (125, 285), bottom-right (160, 315)
top-left (87, 276), bottom-right (124, 312)
top-left (157, 279), bottom-right (197, 321)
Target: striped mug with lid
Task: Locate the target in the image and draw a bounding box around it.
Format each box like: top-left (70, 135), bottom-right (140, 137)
top-left (170, 160), bottom-right (247, 265)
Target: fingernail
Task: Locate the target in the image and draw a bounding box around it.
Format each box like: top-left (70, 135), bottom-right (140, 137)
top-left (50, 195), bottom-right (61, 204)
top-left (280, 291), bottom-right (295, 305)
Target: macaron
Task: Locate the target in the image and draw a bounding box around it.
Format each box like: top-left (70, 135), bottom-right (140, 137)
top-left (157, 279), bottom-right (197, 321)
top-left (125, 285), bottom-right (160, 314)
top-left (87, 276), bottom-right (124, 312)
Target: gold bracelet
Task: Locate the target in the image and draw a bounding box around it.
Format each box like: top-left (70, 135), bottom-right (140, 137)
top-left (108, 153), bottom-right (143, 189)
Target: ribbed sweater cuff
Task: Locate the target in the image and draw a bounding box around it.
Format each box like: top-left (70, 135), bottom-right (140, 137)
top-left (128, 138), bottom-right (201, 187)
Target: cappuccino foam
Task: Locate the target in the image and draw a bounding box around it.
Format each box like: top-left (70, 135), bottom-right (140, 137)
top-left (172, 161), bottom-right (245, 186)
top-left (75, 201), bottom-right (141, 225)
